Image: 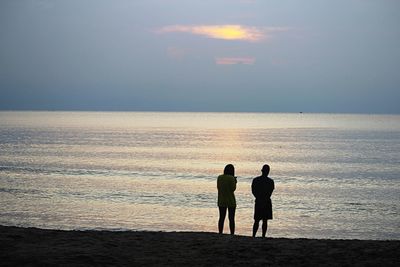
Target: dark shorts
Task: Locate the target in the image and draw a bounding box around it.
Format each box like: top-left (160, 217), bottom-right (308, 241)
top-left (254, 199), bottom-right (273, 220)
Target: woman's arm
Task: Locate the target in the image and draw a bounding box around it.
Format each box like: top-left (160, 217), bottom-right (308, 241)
top-left (232, 177), bottom-right (237, 192)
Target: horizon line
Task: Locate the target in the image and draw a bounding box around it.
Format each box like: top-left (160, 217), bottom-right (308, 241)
top-left (0, 109), bottom-right (398, 116)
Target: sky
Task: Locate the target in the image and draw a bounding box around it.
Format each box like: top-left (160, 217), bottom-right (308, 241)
top-left (0, 0), bottom-right (399, 113)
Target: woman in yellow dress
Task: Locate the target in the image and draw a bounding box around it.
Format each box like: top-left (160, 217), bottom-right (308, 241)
top-left (217, 164), bottom-right (237, 235)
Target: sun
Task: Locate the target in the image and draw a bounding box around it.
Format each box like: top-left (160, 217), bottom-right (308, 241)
top-left (202, 25), bottom-right (248, 40)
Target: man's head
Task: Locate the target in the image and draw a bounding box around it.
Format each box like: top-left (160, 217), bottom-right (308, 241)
top-left (261, 164), bottom-right (270, 176)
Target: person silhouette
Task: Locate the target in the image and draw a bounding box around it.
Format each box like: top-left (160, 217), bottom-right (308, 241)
top-left (217, 164), bottom-right (237, 235)
top-left (252, 164), bottom-right (275, 237)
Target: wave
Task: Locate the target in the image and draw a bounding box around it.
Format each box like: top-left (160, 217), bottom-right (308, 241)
top-left (0, 165), bottom-right (212, 181)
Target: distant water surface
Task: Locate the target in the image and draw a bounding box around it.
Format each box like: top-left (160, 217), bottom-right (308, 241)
top-left (0, 112), bottom-right (399, 239)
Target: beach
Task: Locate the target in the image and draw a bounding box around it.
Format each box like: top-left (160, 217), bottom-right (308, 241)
top-left (1, 226), bottom-right (398, 266)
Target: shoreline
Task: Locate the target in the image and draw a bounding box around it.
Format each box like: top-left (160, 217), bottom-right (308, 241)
top-left (1, 226), bottom-right (399, 266)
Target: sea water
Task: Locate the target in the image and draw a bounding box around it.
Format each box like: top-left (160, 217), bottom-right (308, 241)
top-left (0, 111), bottom-right (399, 240)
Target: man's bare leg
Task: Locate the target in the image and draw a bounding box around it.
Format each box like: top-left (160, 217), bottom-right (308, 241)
top-left (262, 219), bottom-right (268, 237)
top-left (252, 220), bottom-right (260, 237)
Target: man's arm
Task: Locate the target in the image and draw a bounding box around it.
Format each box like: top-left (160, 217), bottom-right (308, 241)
top-left (251, 180), bottom-right (256, 197)
top-left (268, 179), bottom-right (275, 197)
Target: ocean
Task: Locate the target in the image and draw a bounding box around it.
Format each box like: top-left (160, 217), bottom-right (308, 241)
top-left (0, 111), bottom-right (399, 240)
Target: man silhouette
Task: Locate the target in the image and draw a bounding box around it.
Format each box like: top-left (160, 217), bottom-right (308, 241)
top-left (252, 164), bottom-right (275, 237)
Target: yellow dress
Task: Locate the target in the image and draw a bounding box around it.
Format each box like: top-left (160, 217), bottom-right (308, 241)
top-left (217, 174), bottom-right (237, 208)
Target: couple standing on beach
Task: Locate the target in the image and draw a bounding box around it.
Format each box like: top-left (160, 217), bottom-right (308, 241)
top-left (217, 164), bottom-right (275, 237)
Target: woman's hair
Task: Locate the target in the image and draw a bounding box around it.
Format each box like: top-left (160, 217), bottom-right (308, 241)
top-left (223, 164), bottom-right (235, 176)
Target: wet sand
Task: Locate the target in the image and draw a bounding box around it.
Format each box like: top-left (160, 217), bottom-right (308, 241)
top-left (0, 225), bottom-right (398, 266)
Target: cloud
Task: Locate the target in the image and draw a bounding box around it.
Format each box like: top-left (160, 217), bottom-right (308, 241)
top-left (215, 57), bottom-right (256, 65)
top-left (167, 46), bottom-right (187, 60)
top-left (271, 59), bottom-right (288, 66)
top-left (157, 25), bottom-right (268, 42)
top-left (239, 0), bottom-right (257, 3)
top-left (31, 0), bottom-right (55, 9)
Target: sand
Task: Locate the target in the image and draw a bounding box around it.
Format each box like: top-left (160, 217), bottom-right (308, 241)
top-left (0, 225), bottom-right (398, 266)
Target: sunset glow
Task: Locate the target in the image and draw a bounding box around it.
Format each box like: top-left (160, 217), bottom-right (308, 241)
top-left (216, 57), bottom-right (256, 65)
top-left (157, 25), bottom-right (265, 42)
